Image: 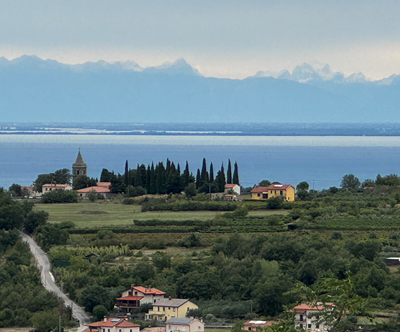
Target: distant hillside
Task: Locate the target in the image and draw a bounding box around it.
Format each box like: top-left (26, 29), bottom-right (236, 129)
top-left (1, 55), bottom-right (400, 123)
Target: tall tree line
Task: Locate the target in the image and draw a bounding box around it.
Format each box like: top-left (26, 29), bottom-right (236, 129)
top-left (101, 158), bottom-right (239, 195)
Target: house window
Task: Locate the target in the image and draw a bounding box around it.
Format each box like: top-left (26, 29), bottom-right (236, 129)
top-left (108, 329), bottom-right (110, 332)
top-left (163, 307), bottom-right (165, 311)
top-left (119, 329), bottom-right (122, 332)
top-left (187, 307), bottom-right (190, 311)
top-left (308, 324), bottom-right (311, 329)
top-left (300, 315), bottom-right (303, 321)
top-left (316, 324), bottom-right (319, 328)
top-left (248, 328), bottom-right (251, 331)
top-left (158, 307), bottom-right (160, 311)
top-left (257, 193), bottom-right (260, 197)
top-left (173, 308), bottom-right (175, 312)
top-left (280, 190), bottom-right (283, 195)
top-left (135, 292), bottom-right (138, 295)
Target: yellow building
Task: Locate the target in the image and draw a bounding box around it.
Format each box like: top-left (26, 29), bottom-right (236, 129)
top-left (251, 183), bottom-right (295, 201)
top-left (145, 298), bottom-right (198, 321)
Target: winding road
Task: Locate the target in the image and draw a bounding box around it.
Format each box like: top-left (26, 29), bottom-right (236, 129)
top-left (20, 232), bottom-right (90, 329)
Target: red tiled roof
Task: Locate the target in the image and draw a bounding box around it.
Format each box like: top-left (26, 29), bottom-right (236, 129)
top-left (77, 186), bottom-right (111, 193)
top-left (87, 318), bottom-right (139, 328)
top-left (293, 303), bottom-right (333, 312)
top-left (133, 286), bottom-right (166, 295)
top-left (97, 182), bottom-right (111, 188)
top-left (251, 184), bottom-right (293, 193)
top-left (250, 186), bottom-right (270, 193)
top-left (225, 184), bottom-right (238, 188)
top-left (224, 194), bottom-right (236, 197)
top-left (116, 296), bottom-right (143, 301)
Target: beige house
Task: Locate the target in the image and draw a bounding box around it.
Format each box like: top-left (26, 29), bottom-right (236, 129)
top-left (42, 183), bottom-right (72, 194)
top-left (86, 318), bottom-right (140, 332)
top-left (145, 298), bottom-right (198, 321)
top-left (166, 318), bottom-right (204, 332)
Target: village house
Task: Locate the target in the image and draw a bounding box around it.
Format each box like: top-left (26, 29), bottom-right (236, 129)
top-left (86, 317), bottom-right (140, 332)
top-left (145, 298), bottom-right (198, 321)
top-left (250, 183), bottom-right (295, 201)
top-left (224, 183), bottom-right (241, 195)
top-left (42, 183), bottom-right (73, 195)
top-left (77, 182), bottom-right (112, 199)
top-left (243, 320), bottom-right (272, 331)
top-left (166, 317), bottom-right (204, 332)
top-left (293, 303), bottom-right (332, 331)
top-left (115, 285), bottom-right (166, 313)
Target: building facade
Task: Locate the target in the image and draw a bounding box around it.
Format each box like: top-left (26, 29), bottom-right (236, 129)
top-left (145, 298), bottom-right (198, 321)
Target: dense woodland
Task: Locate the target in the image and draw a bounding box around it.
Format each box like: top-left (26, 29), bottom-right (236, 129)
top-left (4, 173), bottom-right (400, 331)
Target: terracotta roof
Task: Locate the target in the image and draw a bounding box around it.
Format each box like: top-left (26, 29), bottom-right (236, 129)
top-left (250, 186), bottom-right (270, 193)
top-left (153, 298), bottom-right (190, 307)
top-left (77, 186), bottom-right (111, 193)
top-left (225, 184), bottom-right (238, 188)
top-left (251, 184), bottom-right (293, 193)
top-left (116, 296), bottom-right (143, 301)
top-left (293, 303), bottom-right (333, 312)
top-left (224, 194), bottom-right (236, 197)
top-left (97, 182), bottom-right (111, 188)
top-left (86, 318), bottom-right (139, 328)
top-left (133, 286), bottom-right (166, 295)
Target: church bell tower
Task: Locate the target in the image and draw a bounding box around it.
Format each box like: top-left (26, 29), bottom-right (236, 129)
top-left (72, 150), bottom-right (87, 177)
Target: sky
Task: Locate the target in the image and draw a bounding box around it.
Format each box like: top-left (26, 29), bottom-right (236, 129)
top-left (1, 0), bottom-right (400, 79)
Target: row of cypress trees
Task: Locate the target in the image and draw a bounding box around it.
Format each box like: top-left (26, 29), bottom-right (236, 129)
top-left (100, 158), bottom-right (239, 195)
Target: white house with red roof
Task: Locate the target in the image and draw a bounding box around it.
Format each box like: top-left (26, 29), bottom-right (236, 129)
top-left (86, 317), bottom-right (140, 332)
top-left (293, 303), bottom-right (332, 331)
top-left (116, 285), bottom-right (166, 313)
top-left (224, 184), bottom-right (240, 195)
top-left (42, 183), bottom-right (73, 194)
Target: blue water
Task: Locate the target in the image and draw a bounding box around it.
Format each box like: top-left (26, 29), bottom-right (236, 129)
top-left (1, 135), bottom-right (400, 190)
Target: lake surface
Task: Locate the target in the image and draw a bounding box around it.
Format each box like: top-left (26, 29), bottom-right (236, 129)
top-left (1, 135), bottom-right (400, 190)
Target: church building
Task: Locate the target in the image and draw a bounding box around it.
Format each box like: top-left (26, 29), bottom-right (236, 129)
top-left (72, 150), bottom-right (87, 177)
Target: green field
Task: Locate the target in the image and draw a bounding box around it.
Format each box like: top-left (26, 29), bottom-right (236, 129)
top-left (34, 202), bottom-right (220, 228)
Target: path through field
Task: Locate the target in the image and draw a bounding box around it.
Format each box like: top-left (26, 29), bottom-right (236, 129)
top-left (20, 232), bottom-right (90, 330)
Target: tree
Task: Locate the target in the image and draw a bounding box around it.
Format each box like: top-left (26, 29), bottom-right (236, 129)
top-left (92, 305), bottom-right (108, 321)
top-left (8, 184), bottom-right (22, 197)
top-left (209, 163), bottom-right (214, 183)
top-left (340, 174), bottom-right (360, 190)
top-left (41, 190), bottom-right (78, 203)
top-left (73, 175), bottom-right (97, 190)
top-left (259, 179), bottom-right (271, 186)
top-left (24, 210), bottom-right (48, 234)
top-left (291, 274), bottom-right (369, 332)
top-left (296, 181), bottom-right (309, 191)
top-left (266, 196), bottom-right (283, 209)
top-left (100, 168), bottom-right (114, 182)
top-left (185, 183), bottom-right (197, 198)
top-left (53, 168), bottom-right (72, 184)
top-left (233, 162), bottom-right (239, 185)
top-left (79, 285), bottom-right (113, 312)
top-left (227, 160), bottom-right (232, 184)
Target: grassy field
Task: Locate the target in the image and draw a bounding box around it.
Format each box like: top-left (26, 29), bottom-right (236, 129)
top-left (35, 202), bottom-right (220, 228)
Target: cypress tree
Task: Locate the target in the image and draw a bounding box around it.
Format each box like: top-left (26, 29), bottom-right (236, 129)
top-left (156, 162), bottom-right (166, 194)
top-left (200, 158), bottom-right (207, 186)
top-left (227, 159), bottom-right (232, 184)
top-left (150, 162), bottom-right (156, 194)
top-left (124, 160), bottom-right (129, 186)
top-left (209, 163), bottom-right (214, 182)
top-left (233, 162), bottom-right (239, 185)
top-left (146, 165), bottom-right (151, 193)
top-left (196, 169), bottom-right (201, 189)
top-left (182, 161), bottom-right (190, 187)
top-left (135, 164), bottom-right (142, 187)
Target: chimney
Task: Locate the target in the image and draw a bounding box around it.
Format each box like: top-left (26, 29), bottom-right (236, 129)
top-left (103, 316), bottom-right (107, 322)
top-left (169, 296), bottom-right (172, 301)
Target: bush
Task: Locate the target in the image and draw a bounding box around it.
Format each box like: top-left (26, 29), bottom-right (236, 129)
top-left (266, 196), bottom-right (283, 209)
top-left (41, 190), bottom-right (78, 203)
top-left (330, 232), bottom-right (343, 240)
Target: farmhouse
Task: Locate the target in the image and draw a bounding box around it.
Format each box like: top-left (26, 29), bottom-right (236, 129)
top-left (145, 298), bottom-right (198, 321)
top-left (293, 303), bottom-right (332, 331)
top-left (42, 183), bottom-right (73, 194)
top-left (251, 183), bottom-right (295, 201)
top-left (77, 182), bottom-right (112, 199)
top-left (86, 317), bottom-right (140, 332)
top-left (224, 183), bottom-right (241, 195)
top-left (116, 285), bottom-right (166, 313)
top-left (166, 318), bottom-right (204, 332)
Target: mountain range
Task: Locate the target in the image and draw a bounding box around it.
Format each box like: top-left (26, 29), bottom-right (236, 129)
top-left (1, 55), bottom-right (400, 123)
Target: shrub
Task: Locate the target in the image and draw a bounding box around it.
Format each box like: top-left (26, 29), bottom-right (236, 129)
top-left (330, 232), bottom-right (343, 240)
top-left (41, 190), bottom-right (78, 203)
